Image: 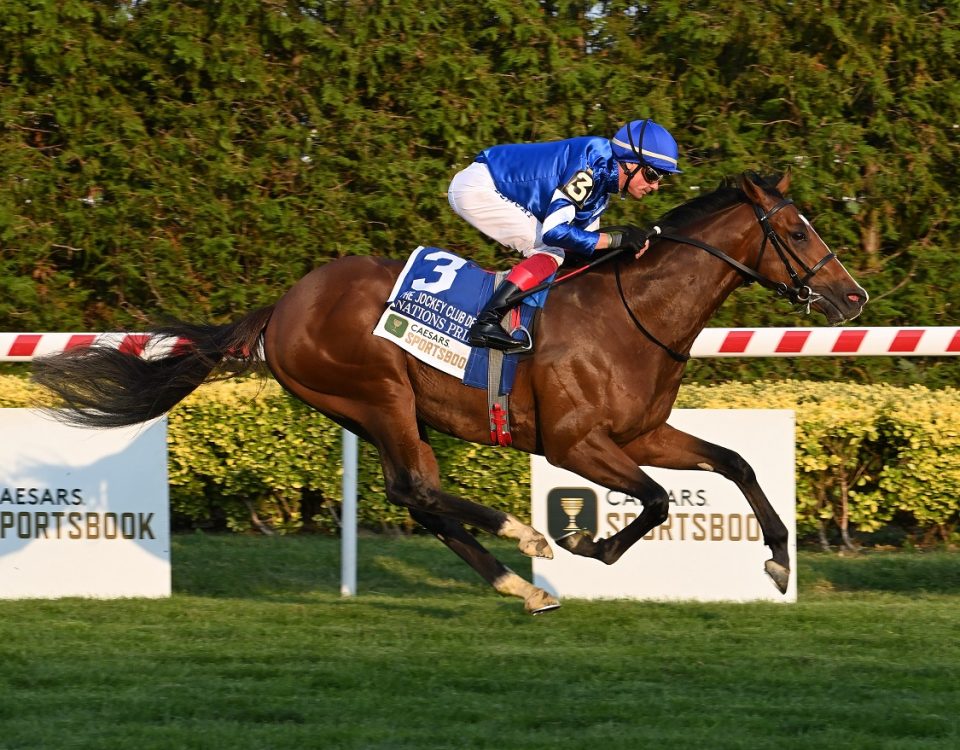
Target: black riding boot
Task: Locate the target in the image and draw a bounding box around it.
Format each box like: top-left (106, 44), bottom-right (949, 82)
top-left (468, 281), bottom-right (523, 350)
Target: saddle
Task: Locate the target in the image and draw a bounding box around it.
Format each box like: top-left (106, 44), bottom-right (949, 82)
top-left (372, 246), bottom-right (549, 445)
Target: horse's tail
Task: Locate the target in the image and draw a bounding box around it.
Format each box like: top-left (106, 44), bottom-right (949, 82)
top-left (32, 306), bottom-right (275, 428)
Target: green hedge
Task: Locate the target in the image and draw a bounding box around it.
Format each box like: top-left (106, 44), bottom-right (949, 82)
top-left (1, 1), bottom-right (959, 387)
top-left (2, 375), bottom-right (957, 546)
top-left (674, 382), bottom-right (960, 547)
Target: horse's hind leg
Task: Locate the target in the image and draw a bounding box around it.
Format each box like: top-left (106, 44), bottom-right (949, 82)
top-left (397, 425), bottom-right (556, 611)
top-left (409, 509), bottom-right (560, 614)
top-left (372, 415), bottom-right (553, 560)
top-left (625, 423), bottom-right (791, 594)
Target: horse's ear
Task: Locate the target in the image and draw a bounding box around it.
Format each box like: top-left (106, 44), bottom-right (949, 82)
top-left (739, 172), bottom-right (768, 205)
top-left (776, 170), bottom-right (792, 195)
top-left (740, 170), bottom-right (791, 205)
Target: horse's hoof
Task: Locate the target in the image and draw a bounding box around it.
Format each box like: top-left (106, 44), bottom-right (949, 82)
top-left (764, 559), bottom-right (790, 594)
top-left (525, 589), bottom-right (561, 615)
top-left (519, 533), bottom-right (553, 559)
top-left (555, 530), bottom-right (598, 558)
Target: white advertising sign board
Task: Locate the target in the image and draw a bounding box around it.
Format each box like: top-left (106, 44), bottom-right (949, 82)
top-left (0, 409), bottom-right (169, 598)
top-left (532, 410), bottom-right (796, 602)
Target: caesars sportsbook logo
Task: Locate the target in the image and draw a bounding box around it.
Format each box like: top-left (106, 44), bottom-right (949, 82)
top-left (385, 314), bottom-right (408, 337)
top-left (546, 485), bottom-right (762, 542)
top-left (547, 487), bottom-right (598, 539)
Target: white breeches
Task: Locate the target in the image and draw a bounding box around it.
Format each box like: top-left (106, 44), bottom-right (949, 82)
top-left (448, 161), bottom-right (567, 263)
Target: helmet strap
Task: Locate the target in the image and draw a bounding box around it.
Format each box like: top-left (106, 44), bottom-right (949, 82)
top-left (619, 162), bottom-right (641, 199)
top-left (619, 119), bottom-right (649, 198)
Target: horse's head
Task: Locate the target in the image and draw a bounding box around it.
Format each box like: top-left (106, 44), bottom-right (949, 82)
top-left (740, 172), bottom-right (868, 324)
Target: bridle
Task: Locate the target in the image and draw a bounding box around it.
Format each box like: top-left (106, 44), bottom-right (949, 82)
top-left (660, 198), bottom-right (835, 307)
top-left (509, 190), bottom-right (839, 363)
top-left (615, 196), bottom-right (837, 362)
top-left (751, 199), bottom-right (835, 306)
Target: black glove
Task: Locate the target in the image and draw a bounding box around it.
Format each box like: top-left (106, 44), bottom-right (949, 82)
top-left (603, 225), bottom-right (650, 251)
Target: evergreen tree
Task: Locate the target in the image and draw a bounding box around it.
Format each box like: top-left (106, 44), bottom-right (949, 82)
top-left (1, 0), bottom-right (957, 384)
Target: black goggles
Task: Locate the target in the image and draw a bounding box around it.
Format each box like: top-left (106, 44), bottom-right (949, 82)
top-left (623, 119), bottom-right (667, 184)
top-left (640, 164), bottom-right (665, 183)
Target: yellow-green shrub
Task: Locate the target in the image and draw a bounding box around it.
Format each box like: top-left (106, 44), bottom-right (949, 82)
top-left (878, 387), bottom-right (960, 543)
top-left (677, 382), bottom-right (900, 545)
top-left (2, 374), bottom-right (956, 544)
top-left (0, 375), bottom-right (51, 408)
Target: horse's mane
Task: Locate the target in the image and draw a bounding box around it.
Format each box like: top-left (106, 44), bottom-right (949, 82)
top-left (655, 172), bottom-right (784, 232)
top-left (560, 172), bottom-right (785, 270)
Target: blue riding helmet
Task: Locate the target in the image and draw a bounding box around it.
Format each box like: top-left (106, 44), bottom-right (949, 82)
top-left (611, 119), bottom-right (681, 174)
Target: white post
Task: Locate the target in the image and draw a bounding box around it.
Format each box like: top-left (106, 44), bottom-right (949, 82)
top-left (340, 429), bottom-right (358, 597)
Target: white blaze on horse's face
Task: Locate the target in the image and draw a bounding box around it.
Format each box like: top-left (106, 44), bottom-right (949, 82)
top-left (792, 212), bottom-right (869, 323)
top-left (799, 214), bottom-right (831, 256)
top-left (800, 214), bottom-right (866, 300)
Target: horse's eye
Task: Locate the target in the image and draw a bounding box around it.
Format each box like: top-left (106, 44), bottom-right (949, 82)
top-left (792, 231), bottom-right (807, 242)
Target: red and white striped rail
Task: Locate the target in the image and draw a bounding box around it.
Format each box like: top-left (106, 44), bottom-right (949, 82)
top-left (689, 327), bottom-right (960, 358)
top-left (0, 333), bottom-right (188, 362)
top-left (1, 327), bottom-right (959, 362)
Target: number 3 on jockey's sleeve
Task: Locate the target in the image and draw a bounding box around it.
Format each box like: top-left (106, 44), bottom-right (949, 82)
top-left (559, 170), bottom-right (595, 208)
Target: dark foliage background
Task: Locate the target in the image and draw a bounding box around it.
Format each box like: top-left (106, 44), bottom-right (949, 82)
top-left (1, 0), bottom-right (957, 385)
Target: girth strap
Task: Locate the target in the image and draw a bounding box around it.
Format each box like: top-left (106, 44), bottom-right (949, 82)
top-left (486, 272), bottom-right (513, 447)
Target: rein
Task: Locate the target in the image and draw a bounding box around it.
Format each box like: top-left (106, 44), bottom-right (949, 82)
top-left (512, 229), bottom-right (659, 301)
top-left (659, 199), bottom-right (835, 307)
top-left (613, 259), bottom-right (689, 363)
top-left (612, 197), bottom-right (836, 360)
top-left (509, 195), bottom-right (836, 361)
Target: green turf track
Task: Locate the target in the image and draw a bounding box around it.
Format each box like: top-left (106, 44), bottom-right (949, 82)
top-left (0, 534), bottom-right (957, 749)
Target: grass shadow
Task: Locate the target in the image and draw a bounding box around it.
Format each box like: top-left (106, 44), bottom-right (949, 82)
top-left (800, 550), bottom-right (960, 594)
top-left (174, 533), bottom-right (960, 603)
top-left (172, 531), bottom-right (532, 602)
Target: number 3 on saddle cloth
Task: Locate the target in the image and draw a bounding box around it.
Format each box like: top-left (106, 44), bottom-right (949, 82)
top-left (372, 246), bottom-right (552, 443)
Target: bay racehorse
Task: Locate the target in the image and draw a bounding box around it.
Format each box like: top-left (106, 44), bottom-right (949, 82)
top-left (33, 172), bottom-right (867, 613)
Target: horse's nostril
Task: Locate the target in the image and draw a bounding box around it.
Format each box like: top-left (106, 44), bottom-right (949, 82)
top-left (848, 293), bottom-right (864, 304)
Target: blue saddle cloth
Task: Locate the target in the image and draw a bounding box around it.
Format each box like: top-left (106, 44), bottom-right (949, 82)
top-left (382, 246), bottom-right (550, 395)
top-left (461, 282), bottom-right (539, 396)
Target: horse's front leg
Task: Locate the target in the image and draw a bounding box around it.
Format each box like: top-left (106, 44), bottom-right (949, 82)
top-left (624, 423), bottom-right (791, 594)
top-left (548, 433), bottom-right (672, 566)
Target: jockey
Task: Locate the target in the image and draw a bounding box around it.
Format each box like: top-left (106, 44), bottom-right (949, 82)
top-left (448, 118), bottom-right (682, 350)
